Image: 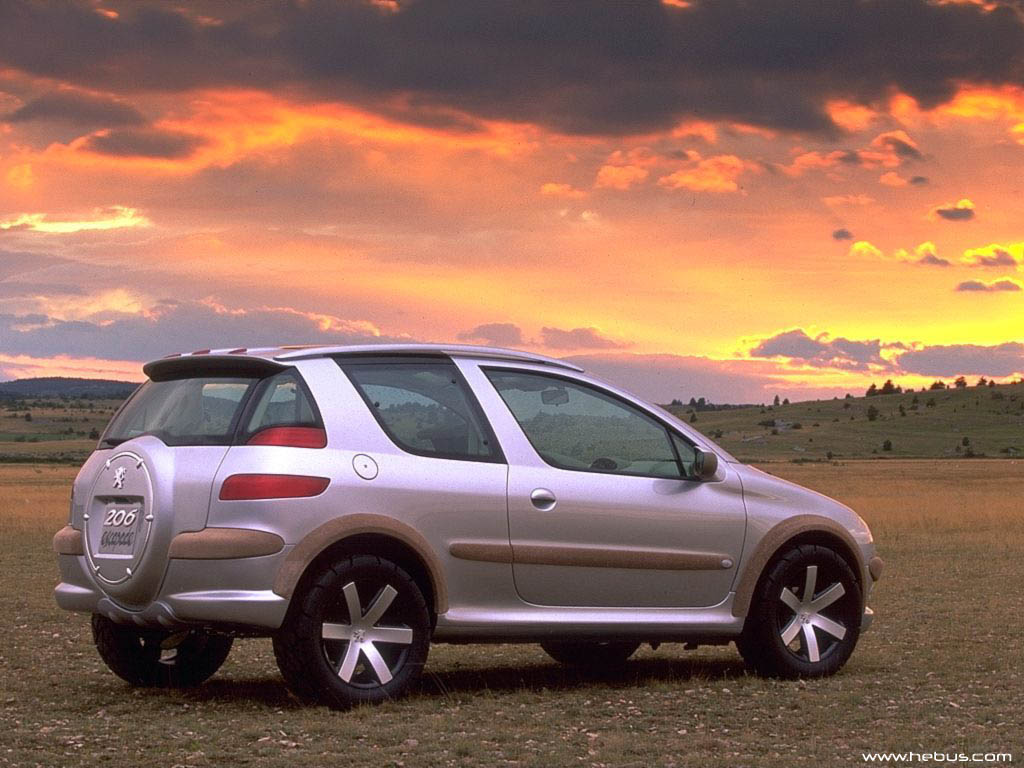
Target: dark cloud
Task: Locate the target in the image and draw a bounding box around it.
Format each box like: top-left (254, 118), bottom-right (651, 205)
top-left (0, 0), bottom-right (1022, 136)
top-left (0, 249), bottom-right (68, 280)
top-left (895, 343), bottom-right (1024, 377)
top-left (0, 301), bottom-right (402, 362)
top-left (457, 322), bottom-right (523, 346)
top-left (540, 326), bottom-right (627, 350)
top-left (917, 252), bottom-right (952, 267)
top-left (909, 175), bottom-right (929, 186)
top-left (831, 228), bottom-right (853, 241)
top-left (4, 90), bottom-right (144, 129)
top-left (966, 248), bottom-right (1016, 267)
top-left (955, 279), bottom-right (1021, 292)
top-left (751, 328), bottom-right (1024, 378)
top-left (873, 133), bottom-right (923, 160)
top-left (81, 127), bottom-right (207, 158)
top-left (750, 328), bottom-right (885, 370)
top-left (566, 353), bottom-right (785, 404)
top-left (934, 200), bottom-right (976, 221)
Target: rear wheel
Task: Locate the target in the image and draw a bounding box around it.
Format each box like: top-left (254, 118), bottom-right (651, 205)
top-left (737, 544), bottom-right (862, 678)
top-left (91, 615), bottom-right (233, 687)
top-left (541, 640), bottom-right (640, 668)
top-left (273, 555), bottom-right (430, 708)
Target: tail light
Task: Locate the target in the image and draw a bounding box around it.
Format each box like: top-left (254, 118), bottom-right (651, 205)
top-left (219, 474), bottom-right (330, 501)
top-left (246, 426), bottom-right (327, 448)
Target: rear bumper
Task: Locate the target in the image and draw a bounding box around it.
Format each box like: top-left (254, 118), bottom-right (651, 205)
top-left (55, 544), bottom-right (293, 631)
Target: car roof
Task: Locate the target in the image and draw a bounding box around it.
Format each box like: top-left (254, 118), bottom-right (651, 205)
top-left (143, 343), bottom-right (584, 379)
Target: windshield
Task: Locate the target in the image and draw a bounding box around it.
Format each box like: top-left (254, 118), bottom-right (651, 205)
top-left (101, 377), bottom-right (257, 447)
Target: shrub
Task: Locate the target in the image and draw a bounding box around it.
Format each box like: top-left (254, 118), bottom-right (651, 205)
top-left (882, 439), bottom-right (892, 451)
top-left (866, 405), bottom-right (880, 421)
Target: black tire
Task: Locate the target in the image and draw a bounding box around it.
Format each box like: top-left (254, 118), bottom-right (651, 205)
top-left (91, 615), bottom-right (233, 688)
top-left (737, 544), bottom-right (862, 678)
top-left (540, 640), bottom-right (641, 668)
top-left (273, 555), bottom-right (430, 708)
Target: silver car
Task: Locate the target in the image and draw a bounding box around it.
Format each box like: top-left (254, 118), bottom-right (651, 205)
top-left (53, 343), bottom-right (882, 707)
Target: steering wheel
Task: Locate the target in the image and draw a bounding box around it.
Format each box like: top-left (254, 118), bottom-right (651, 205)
top-left (589, 457), bottom-right (619, 471)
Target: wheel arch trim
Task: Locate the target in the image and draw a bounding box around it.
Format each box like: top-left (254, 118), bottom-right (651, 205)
top-left (272, 514), bottom-right (448, 614)
top-left (732, 515), bottom-right (866, 618)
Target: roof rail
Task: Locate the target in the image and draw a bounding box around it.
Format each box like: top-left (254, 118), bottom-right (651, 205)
top-left (273, 343), bottom-right (584, 372)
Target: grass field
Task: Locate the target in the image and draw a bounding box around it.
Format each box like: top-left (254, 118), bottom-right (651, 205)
top-left (1, 460), bottom-right (1021, 767)
top-left (0, 399), bottom-right (120, 464)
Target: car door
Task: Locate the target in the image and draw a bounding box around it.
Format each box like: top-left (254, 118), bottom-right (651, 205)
top-left (470, 365), bottom-right (746, 609)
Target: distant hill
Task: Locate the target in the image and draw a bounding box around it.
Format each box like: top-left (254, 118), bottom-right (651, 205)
top-left (665, 380), bottom-right (1024, 462)
top-left (0, 377), bottom-right (139, 400)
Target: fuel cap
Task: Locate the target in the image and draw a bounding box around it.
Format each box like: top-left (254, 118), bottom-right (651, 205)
top-left (352, 454), bottom-right (378, 480)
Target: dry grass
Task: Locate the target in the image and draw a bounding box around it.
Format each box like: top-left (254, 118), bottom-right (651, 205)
top-left (1, 460), bottom-right (1022, 767)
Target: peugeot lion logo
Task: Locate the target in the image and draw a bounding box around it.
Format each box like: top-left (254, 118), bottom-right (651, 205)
top-left (113, 466), bottom-right (127, 489)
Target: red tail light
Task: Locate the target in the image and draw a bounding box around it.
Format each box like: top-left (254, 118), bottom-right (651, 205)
top-left (246, 427), bottom-right (327, 448)
top-left (219, 474), bottom-right (330, 501)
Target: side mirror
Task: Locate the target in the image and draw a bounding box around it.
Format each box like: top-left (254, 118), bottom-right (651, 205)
top-left (693, 449), bottom-right (719, 480)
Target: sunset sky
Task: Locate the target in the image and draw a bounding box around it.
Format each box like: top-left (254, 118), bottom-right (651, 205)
top-left (1, 0), bottom-right (1023, 403)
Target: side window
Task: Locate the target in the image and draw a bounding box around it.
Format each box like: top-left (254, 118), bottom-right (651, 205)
top-left (484, 369), bottom-right (682, 479)
top-left (244, 370), bottom-right (321, 436)
top-left (340, 359), bottom-right (502, 462)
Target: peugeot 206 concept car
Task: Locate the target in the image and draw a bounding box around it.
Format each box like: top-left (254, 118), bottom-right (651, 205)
top-left (54, 344), bottom-right (882, 707)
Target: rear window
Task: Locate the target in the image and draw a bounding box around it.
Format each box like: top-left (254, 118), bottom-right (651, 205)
top-left (102, 377), bottom-right (257, 447)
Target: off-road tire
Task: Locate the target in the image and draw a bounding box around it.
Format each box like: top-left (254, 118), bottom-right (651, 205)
top-left (737, 544), bottom-right (862, 678)
top-left (91, 614), bottom-right (233, 687)
top-left (273, 555), bottom-right (430, 708)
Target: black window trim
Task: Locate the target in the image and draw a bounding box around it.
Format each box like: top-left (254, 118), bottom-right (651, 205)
top-left (232, 366), bottom-right (326, 446)
top-left (336, 355), bottom-right (507, 465)
top-left (481, 365), bottom-right (704, 481)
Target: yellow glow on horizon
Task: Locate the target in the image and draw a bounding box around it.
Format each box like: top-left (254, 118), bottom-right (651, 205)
top-left (0, 205), bottom-right (149, 233)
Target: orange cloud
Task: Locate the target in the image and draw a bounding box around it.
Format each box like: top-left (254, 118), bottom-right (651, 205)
top-left (5, 163), bottom-right (34, 189)
top-left (27, 89), bottom-right (542, 176)
top-left (826, 100), bottom-right (878, 133)
top-left (783, 149), bottom-right (856, 176)
top-left (657, 153), bottom-right (754, 193)
top-left (595, 163), bottom-right (648, 190)
top-left (540, 182), bottom-right (587, 199)
top-left (879, 171), bottom-right (908, 187)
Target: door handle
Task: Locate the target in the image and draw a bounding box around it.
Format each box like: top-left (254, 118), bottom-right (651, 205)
top-left (530, 488), bottom-right (557, 511)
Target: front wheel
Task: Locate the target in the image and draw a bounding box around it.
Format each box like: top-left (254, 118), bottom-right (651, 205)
top-left (91, 615), bottom-right (233, 687)
top-left (541, 640), bottom-right (640, 668)
top-left (737, 544), bottom-right (862, 678)
top-left (273, 555), bottom-right (430, 708)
